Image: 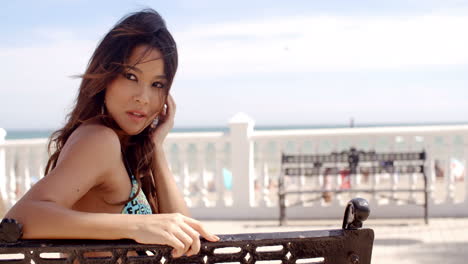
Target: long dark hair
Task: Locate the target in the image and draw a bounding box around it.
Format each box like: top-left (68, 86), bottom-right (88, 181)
top-left (45, 9), bottom-right (178, 213)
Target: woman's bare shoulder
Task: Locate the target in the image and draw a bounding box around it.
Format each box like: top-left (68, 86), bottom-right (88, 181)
top-left (12, 123), bottom-right (125, 210)
top-left (58, 122), bottom-right (122, 164)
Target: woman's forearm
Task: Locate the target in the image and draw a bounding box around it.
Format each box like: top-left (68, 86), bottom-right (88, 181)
top-left (152, 147), bottom-right (191, 216)
top-left (5, 200), bottom-right (137, 240)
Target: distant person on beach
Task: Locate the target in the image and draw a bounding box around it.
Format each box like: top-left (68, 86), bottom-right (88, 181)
top-left (5, 9), bottom-right (219, 258)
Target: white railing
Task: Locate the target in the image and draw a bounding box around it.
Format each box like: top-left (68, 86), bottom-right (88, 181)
top-left (0, 137), bottom-right (48, 213)
top-left (1, 115), bottom-right (467, 220)
top-left (251, 125), bottom-right (468, 220)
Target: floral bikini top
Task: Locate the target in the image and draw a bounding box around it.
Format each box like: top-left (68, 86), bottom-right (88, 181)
top-left (121, 156), bottom-right (153, 215)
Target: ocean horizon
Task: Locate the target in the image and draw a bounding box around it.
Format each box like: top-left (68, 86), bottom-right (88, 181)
top-left (3, 121), bottom-right (468, 140)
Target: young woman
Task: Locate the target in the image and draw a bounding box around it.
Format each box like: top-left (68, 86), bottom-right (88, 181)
top-left (5, 9), bottom-right (219, 258)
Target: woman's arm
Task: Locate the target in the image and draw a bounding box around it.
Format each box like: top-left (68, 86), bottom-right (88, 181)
top-left (6, 200), bottom-right (138, 240)
top-left (4, 125), bottom-right (133, 239)
top-left (5, 125), bottom-right (217, 253)
top-left (150, 95), bottom-right (191, 216)
top-left (5, 124), bottom-right (217, 257)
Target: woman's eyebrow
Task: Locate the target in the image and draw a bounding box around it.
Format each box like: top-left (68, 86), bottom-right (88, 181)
top-left (125, 65), bottom-right (167, 79)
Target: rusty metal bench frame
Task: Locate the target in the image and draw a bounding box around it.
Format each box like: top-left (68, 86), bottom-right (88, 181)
top-left (0, 199), bottom-right (374, 264)
top-left (279, 148), bottom-right (428, 225)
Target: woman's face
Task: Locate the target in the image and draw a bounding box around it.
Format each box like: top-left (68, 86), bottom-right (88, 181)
top-left (105, 44), bottom-right (167, 135)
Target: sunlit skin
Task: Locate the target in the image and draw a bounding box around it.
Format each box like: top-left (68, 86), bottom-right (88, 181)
top-left (4, 44), bottom-right (219, 258)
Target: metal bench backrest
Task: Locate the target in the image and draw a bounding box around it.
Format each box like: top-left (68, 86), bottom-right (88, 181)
top-left (0, 198), bottom-right (374, 264)
top-left (281, 147), bottom-right (426, 177)
top-left (0, 229), bottom-right (374, 264)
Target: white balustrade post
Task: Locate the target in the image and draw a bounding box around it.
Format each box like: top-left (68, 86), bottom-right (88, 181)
top-left (197, 143), bottom-right (209, 207)
top-left (228, 113), bottom-right (255, 209)
top-left (254, 140), bottom-right (264, 207)
top-left (215, 142), bottom-right (227, 207)
top-left (0, 128), bottom-right (7, 215)
top-left (425, 136), bottom-right (437, 209)
top-left (441, 136), bottom-right (451, 204)
top-left (463, 134), bottom-right (468, 203)
top-left (178, 143), bottom-right (192, 206)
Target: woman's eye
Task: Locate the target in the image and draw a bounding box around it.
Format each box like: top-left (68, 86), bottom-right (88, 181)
top-left (152, 82), bottom-right (165, 89)
top-left (125, 73), bottom-right (137, 81)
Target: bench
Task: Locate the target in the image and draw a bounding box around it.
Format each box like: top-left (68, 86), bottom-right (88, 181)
top-left (0, 198), bottom-right (374, 264)
top-left (279, 147), bottom-right (428, 225)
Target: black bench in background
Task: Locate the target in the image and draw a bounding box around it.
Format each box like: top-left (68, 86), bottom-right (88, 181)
top-left (0, 198), bottom-right (373, 264)
top-left (279, 148), bottom-right (428, 226)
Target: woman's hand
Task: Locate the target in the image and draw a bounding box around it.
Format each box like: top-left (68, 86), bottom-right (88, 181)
top-left (133, 213), bottom-right (220, 258)
top-left (151, 94), bottom-right (176, 147)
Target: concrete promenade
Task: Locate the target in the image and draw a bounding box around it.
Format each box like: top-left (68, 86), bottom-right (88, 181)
top-left (205, 217), bottom-right (468, 264)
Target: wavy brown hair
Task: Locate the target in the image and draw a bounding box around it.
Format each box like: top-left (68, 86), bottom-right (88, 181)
top-left (44, 9), bottom-right (178, 213)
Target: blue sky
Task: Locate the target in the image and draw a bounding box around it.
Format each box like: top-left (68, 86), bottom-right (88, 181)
top-left (1, 0), bottom-right (468, 129)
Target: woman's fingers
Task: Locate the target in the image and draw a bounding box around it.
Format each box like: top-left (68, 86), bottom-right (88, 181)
top-left (170, 215), bottom-right (212, 257)
top-left (179, 222), bottom-right (201, 256)
top-left (172, 227), bottom-right (194, 257)
top-left (134, 215), bottom-right (217, 258)
top-left (160, 232), bottom-right (186, 258)
top-left (183, 217), bottom-right (220, 242)
top-left (166, 94), bottom-right (176, 117)
top-left (156, 94), bottom-right (174, 126)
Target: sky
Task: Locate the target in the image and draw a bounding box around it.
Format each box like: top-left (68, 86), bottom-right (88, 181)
top-left (1, 0), bottom-right (468, 130)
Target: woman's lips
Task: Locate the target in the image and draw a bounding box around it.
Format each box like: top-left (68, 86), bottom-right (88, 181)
top-left (126, 111), bottom-right (146, 122)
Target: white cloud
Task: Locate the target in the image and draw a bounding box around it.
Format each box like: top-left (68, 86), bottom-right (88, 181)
top-left (174, 14), bottom-right (468, 78)
top-left (0, 32), bottom-right (96, 129)
top-left (1, 13), bottom-right (467, 129)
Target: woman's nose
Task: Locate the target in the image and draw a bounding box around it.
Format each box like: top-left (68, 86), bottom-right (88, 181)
top-left (133, 84), bottom-right (150, 105)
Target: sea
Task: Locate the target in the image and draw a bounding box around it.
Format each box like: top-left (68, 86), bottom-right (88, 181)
top-left (4, 122), bottom-right (467, 140)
